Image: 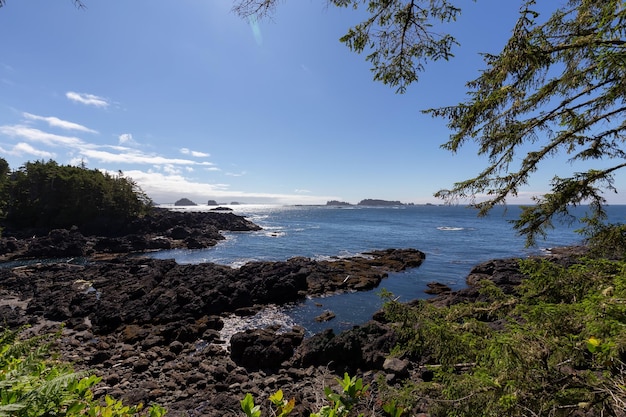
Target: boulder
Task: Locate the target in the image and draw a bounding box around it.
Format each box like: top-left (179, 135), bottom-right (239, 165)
top-left (24, 228), bottom-right (87, 258)
top-left (291, 320), bottom-right (396, 374)
top-left (230, 325), bottom-right (305, 369)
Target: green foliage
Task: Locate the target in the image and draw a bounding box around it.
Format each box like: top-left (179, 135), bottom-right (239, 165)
top-left (579, 216), bottom-right (626, 260)
top-left (378, 257), bottom-right (626, 416)
top-left (241, 393), bottom-right (262, 417)
top-left (241, 374), bottom-right (368, 417)
top-left (381, 399), bottom-right (404, 417)
top-left (233, 0), bottom-right (460, 94)
top-left (1, 159), bottom-right (152, 231)
top-left (311, 373), bottom-right (369, 417)
top-left (428, 0), bottom-right (626, 245)
top-left (0, 327), bottom-right (165, 417)
top-left (269, 390), bottom-right (295, 417)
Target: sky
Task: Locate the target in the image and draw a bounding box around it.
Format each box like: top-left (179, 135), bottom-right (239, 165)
top-left (0, 0), bottom-right (624, 205)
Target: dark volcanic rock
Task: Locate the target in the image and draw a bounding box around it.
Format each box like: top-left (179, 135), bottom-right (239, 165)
top-left (24, 228), bottom-right (87, 258)
top-left (230, 325), bottom-right (305, 369)
top-left (0, 241), bottom-right (588, 416)
top-left (291, 320), bottom-right (396, 374)
top-left (0, 204), bottom-right (432, 416)
top-left (429, 246), bottom-right (589, 307)
top-left (0, 208), bottom-right (261, 260)
top-left (424, 281), bottom-right (452, 295)
top-left (304, 248), bottom-right (425, 295)
top-left (0, 248), bottom-right (425, 335)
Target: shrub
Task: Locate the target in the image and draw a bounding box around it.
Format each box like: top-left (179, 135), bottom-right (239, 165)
top-left (0, 327), bottom-right (165, 417)
top-left (377, 258), bottom-right (626, 416)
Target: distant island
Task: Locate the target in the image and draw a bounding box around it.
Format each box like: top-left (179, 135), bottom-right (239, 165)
top-left (207, 200), bottom-right (240, 205)
top-left (326, 200), bottom-right (352, 206)
top-left (174, 198), bottom-right (197, 206)
top-left (326, 199), bottom-right (408, 207)
top-left (358, 199), bottom-right (404, 206)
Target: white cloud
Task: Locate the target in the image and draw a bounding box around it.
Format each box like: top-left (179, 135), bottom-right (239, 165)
top-left (8, 142), bottom-right (56, 159)
top-left (66, 91), bottom-right (110, 108)
top-left (81, 148), bottom-right (216, 167)
top-left (180, 147), bottom-right (210, 158)
top-left (121, 169), bottom-right (337, 205)
top-left (0, 125), bottom-right (85, 147)
top-left (69, 157), bottom-right (89, 167)
top-left (118, 133), bottom-right (138, 146)
top-left (295, 189), bottom-right (312, 194)
top-left (163, 164), bottom-right (182, 175)
top-left (22, 112), bottom-right (97, 133)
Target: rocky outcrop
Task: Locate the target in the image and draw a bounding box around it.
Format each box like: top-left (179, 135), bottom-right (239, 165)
top-left (0, 248), bottom-right (425, 333)
top-left (230, 325), bottom-right (305, 369)
top-left (291, 320), bottom-right (397, 374)
top-left (0, 241), bottom-right (589, 416)
top-left (0, 208), bottom-right (261, 261)
top-left (0, 247), bottom-right (426, 415)
top-left (428, 246), bottom-right (588, 308)
top-left (174, 198), bottom-right (197, 206)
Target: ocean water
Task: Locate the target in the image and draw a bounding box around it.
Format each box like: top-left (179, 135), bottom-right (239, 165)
top-left (151, 204), bottom-right (626, 335)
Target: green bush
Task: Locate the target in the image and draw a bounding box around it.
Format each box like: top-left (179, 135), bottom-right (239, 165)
top-left (0, 159), bottom-right (152, 231)
top-left (0, 327), bottom-right (165, 417)
top-left (241, 373), bottom-right (369, 417)
top-left (378, 258), bottom-right (626, 416)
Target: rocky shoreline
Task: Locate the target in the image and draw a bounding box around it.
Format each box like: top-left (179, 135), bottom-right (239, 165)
top-left (0, 209), bottom-right (587, 416)
top-left (0, 207), bottom-right (261, 262)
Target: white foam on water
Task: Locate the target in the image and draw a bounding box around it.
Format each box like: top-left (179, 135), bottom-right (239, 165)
top-left (437, 226), bottom-right (465, 231)
top-left (218, 305), bottom-right (299, 348)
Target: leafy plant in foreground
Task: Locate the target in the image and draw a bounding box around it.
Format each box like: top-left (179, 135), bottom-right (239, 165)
top-left (241, 373), bottom-right (368, 417)
top-left (0, 327), bottom-right (165, 417)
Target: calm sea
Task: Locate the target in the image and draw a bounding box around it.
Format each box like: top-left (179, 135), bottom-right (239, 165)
top-left (151, 204), bottom-right (625, 335)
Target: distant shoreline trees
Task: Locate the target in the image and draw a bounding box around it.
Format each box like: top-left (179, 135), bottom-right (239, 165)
top-left (0, 158), bottom-right (152, 234)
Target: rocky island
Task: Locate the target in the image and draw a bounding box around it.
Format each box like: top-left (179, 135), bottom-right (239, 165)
top-left (174, 198), bottom-right (197, 206)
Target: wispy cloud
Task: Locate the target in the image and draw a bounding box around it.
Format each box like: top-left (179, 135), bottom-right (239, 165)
top-left (5, 142), bottom-right (56, 159)
top-left (81, 148), bottom-right (217, 167)
top-left (66, 91), bottom-right (110, 108)
top-left (0, 123), bottom-right (222, 173)
top-left (163, 164), bottom-right (182, 175)
top-left (118, 133), bottom-right (138, 146)
top-left (23, 112), bottom-right (98, 133)
top-left (122, 169), bottom-right (337, 205)
top-left (180, 147), bottom-right (210, 158)
top-left (0, 125), bottom-right (85, 147)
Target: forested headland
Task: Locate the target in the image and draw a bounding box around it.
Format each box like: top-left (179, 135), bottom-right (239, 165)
top-left (0, 158), bottom-right (153, 236)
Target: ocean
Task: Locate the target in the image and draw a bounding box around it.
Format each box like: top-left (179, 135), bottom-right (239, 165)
top-left (151, 204), bottom-right (626, 336)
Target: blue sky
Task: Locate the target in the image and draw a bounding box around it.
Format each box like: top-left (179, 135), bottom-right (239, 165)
top-left (1, 0), bottom-right (624, 205)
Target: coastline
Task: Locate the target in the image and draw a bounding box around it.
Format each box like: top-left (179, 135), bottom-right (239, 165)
top-left (0, 209), bottom-right (592, 415)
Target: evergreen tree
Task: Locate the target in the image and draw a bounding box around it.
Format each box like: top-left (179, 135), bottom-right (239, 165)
top-left (2, 160), bottom-right (153, 231)
top-left (235, 0), bottom-right (626, 246)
